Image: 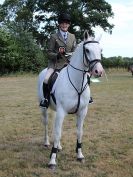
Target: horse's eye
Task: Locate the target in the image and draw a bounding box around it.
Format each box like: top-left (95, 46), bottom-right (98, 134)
top-left (86, 49), bottom-right (89, 53)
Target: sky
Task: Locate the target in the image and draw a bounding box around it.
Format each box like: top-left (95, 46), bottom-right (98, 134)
top-left (94, 0), bottom-right (133, 58)
top-left (0, 0), bottom-right (133, 58)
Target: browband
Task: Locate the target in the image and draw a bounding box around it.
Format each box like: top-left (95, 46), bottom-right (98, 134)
top-left (83, 41), bottom-right (99, 45)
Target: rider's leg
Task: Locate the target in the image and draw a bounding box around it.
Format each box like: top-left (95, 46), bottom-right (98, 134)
top-left (40, 68), bottom-right (54, 108)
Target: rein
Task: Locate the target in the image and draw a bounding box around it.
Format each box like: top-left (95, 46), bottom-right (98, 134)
top-left (67, 40), bottom-right (101, 114)
top-left (67, 66), bottom-right (88, 114)
top-left (68, 63), bottom-right (89, 73)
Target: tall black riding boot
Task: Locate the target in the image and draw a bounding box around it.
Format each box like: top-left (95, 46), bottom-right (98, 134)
top-left (40, 83), bottom-right (50, 108)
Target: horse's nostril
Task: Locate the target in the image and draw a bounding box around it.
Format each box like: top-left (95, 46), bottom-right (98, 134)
top-left (99, 74), bottom-right (102, 77)
top-left (95, 70), bottom-right (98, 74)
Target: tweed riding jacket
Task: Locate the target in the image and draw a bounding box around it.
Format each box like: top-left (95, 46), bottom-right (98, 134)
top-left (47, 30), bottom-right (76, 69)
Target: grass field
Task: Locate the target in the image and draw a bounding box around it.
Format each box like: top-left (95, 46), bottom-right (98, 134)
top-left (0, 70), bottom-right (133, 177)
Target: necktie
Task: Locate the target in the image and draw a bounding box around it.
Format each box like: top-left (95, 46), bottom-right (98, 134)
top-left (64, 33), bottom-right (67, 43)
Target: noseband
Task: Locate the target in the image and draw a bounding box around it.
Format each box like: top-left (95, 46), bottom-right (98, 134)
top-left (83, 41), bottom-right (101, 72)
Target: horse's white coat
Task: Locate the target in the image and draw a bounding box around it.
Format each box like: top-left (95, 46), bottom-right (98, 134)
top-left (38, 31), bottom-right (104, 166)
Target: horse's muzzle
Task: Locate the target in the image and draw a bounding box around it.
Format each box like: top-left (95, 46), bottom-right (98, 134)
top-left (95, 69), bottom-right (103, 77)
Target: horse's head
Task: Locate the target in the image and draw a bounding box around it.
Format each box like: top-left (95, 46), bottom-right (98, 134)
top-left (83, 30), bottom-right (104, 77)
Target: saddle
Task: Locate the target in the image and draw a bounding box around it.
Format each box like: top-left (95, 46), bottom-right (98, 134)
top-left (47, 64), bottom-right (68, 105)
top-left (47, 63), bottom-right (68, 92)
top-left (48, 69), bottom-right (60, 92)
top-left (47, 69), bottom-right (60, 104)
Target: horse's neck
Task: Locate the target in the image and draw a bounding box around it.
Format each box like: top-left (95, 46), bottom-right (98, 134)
top-left (70, 43), bottom-right (84, 69)
top-left (67, 44), bottom-right (88, 91)
top-left (71, 43), bottom-right (89, 69)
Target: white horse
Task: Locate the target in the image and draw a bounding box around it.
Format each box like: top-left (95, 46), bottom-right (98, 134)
top-left (38, 31), bottom-right (104, 168)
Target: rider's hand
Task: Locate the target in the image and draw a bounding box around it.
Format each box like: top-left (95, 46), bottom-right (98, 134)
top-left (57, 46), bottom-right (66, 60)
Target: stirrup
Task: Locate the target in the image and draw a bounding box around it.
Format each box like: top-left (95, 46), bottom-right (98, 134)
top-left (39, 99), bottom-right (49, 108)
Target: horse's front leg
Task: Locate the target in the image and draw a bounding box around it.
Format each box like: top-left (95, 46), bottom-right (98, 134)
top-left (41, 109), bottom-right (50, 147)
top-left (48, 107), bottom-right (66, 168)
top-left (76, 106), bottom-right (88, 161)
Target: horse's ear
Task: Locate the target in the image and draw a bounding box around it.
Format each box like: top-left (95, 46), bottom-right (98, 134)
top-left (84, 30), bottom-right (89, 41)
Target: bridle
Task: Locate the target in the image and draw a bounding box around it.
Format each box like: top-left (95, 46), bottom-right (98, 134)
top-left (83, 41), bottom-right (101, 72)
top-left (68, 40), bottom-right (102, 73)
top-left (67, 40), bottom-right (102, 114)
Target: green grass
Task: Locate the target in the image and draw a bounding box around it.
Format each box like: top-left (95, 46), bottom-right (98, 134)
top-left (0, 70), bottom-right (133, 177)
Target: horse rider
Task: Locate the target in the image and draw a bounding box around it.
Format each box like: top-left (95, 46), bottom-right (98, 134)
top-left (40, 13), bottom-right (93, 109)
top-left (40, 13), bottom-right (77, 108)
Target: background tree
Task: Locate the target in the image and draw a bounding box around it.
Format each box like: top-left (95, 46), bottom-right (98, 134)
top-left (3, 0), bottom-right (128, 75)
top-left (0, 0), bottom-right (114, 45)
top-left (0, 27), bottom-right (19, 74)
top-left (0, 25), bottom-right (46, 74)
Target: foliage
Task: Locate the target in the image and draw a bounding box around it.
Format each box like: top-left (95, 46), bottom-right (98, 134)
top-left (34, 0), bottom-right (114, 40)
top-left (0, 27), bottom-right (19, 74)
top-left (102, 56), bottom-right (133, 69)
top-left (0, 0), bottom-right (114, 44)
top-left (0, 26), bottom-right (47, 75)
top-left (10, 25), bottom-right (47, 73)
top-left (0, 0), bottom-right (132, 74)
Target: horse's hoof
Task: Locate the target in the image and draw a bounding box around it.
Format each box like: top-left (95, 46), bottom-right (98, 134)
top-left (77, 158), bottom-right (85, 163)
top-left (57, 145), bottom-right (62, 151)
top-left (44, 144), bottom-right (50, 148)
top-left (48, 164), bottom-right (56, 171)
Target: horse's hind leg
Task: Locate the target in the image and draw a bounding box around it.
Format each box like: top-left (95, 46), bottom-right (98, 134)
top-left (76, 107), bottom-right (88, 161)
top-left (41, 108), bottom-right (50, 147)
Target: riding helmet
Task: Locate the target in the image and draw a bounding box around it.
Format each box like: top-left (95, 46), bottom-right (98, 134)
top-left (58, 13), bottom-right (71, 24)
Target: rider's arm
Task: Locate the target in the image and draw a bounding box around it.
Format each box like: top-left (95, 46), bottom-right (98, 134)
top-left (47, 35), bottom-right (58, 62)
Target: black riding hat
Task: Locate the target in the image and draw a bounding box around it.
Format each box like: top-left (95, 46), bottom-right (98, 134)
top-left (58, 13), bottom-right (71, 24)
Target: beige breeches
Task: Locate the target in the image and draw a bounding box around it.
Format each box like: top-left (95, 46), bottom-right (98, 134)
top-left (44, 68), bottom-right (54, 84)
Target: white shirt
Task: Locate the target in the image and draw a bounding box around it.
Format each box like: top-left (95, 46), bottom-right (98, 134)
top-left (59, 30), bottom-right (68, 43)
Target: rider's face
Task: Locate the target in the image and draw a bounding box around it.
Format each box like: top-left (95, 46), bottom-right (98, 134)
top-left (59, 22), bottom-right (70, 32)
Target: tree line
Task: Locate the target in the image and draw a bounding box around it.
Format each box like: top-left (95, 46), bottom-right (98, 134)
top-left (0, 27), bottom-right (132, 75)
top-left (102, 56), bottom-right (133, 69)
top-left (0, 0), bottom-right (132, 75)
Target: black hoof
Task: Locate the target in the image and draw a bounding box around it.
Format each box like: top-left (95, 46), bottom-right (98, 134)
top-left (77, 158), bottom-right (85, 163)
top-left (48, 164), bottom-right (56, 171)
